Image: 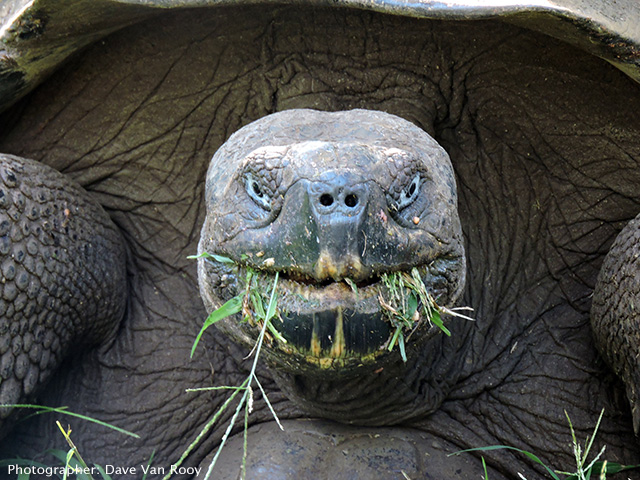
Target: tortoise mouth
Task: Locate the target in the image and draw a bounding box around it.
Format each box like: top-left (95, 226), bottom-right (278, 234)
top-left (223, 262), bottom-right (451, 369)
top-left (270, 273), bottom-right (391, 361)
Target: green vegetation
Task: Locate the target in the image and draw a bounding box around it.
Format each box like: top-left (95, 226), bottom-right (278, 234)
top-left (453, 409), bottom-right (640, 479)
top-left (193, 253), bottom-right (473, 363)
top-left (378, 267), bottom-right (473, 362)
top-left (0, 405), bottom-right (142, 480)
top-left (188, 252), bottom-right (286, 359)
top-left (0, 405), bottom-right (138, 439)
top-left (175, 256), bottom-right (283, 480)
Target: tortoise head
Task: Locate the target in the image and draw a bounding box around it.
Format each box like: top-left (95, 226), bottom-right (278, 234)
top-left (197, 109), bottom-right (465, 377)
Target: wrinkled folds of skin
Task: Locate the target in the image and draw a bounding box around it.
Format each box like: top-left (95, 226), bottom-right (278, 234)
top-left (0, 4), bottom-right (639, 479)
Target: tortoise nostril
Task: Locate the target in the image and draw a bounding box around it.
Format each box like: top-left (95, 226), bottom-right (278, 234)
top-left (320, 194), bottom-right (334, 206)
top-left (344, 194), bottom-right (358, 208)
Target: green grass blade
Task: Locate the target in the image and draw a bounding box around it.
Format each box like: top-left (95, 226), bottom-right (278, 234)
top-left (345, 278), bottom-right (358, 295)
top-left (187, 252), bottom-right (235, 264)
top-left (203, 388), bottom-right (251, 480)
top-left (583, 446), bottom-right (606, 479)
top-left (254, 376), bottom-right (284, 431)
top-left (165, 378), bottom-right (249, 480)
top-left (266, 321), bottom-right (287, 344)
top-left (398, 330), bottom-right (407, 362)
top-left (565, 410), bottom-right (582, 473)
top-left (186, 386), bottom-right (247, 392)
top-left (0, 405), bottom-right (138, 438)
top-left (45, 449), bottom-right (75, 480)
top-left (183, 267), bottom-right (282, 478)
top-left (452, 446), bottom-right (562, 480)
top-left (203, 274), bottom-right (280, 479)
top-left (564, 461), bottom-right (640, 479)
top-left (241, 397), bottom-right (250, 480)
top-left (582, 409), bottom-right (605, 466)
top-left (141, 450), bottom-right (155, 480)
top-left (191, 295), bottom-right (243, 358)
top-left (429, 310), bottom-right (451, 336)
top-left (250, 291), bottom-right (266, 320)
top-left (264, 272), bottom-right (279, 323)
top-left (407, 293), bottom-right (418, 319)
top-left (388, 326), bottom-right (402, 352)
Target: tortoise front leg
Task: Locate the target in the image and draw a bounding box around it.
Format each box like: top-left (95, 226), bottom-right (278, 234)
top-left (0, 153), bottom-right (127, 433)
top-left (592, 214), bottom-right (640, 433)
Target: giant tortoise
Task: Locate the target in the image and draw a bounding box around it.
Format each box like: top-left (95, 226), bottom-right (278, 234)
top-left (1, 0), bottom-right (640, 479)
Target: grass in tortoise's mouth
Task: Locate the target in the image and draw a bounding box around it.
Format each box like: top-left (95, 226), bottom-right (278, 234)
top-left (192, 252), bottom-right (468, 365)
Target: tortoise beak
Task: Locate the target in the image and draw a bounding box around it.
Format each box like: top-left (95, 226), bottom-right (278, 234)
top-left (314, 250), bottom-right (366, 282)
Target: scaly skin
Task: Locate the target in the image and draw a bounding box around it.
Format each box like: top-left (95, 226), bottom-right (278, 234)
top-left (592, 214), bottom-right (640, 433)
top-left (0, 154), bottom-right (127, 432)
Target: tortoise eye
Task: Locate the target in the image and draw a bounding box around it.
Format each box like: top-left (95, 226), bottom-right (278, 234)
top-left (397, 174), bottom-right (421, 210)
top-left (245, 172), bottom-right (271, 210)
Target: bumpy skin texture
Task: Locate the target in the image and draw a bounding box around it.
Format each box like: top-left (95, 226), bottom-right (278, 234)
top-left (0, 154), bottom-right (127, 429)
top-left (592, 214), bottom-right (640, 433)
top-left (0, 6), bottom-right (639, 480)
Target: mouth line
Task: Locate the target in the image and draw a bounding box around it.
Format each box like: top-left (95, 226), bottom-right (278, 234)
top-left (279, 270), bottom-right (381, 290)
